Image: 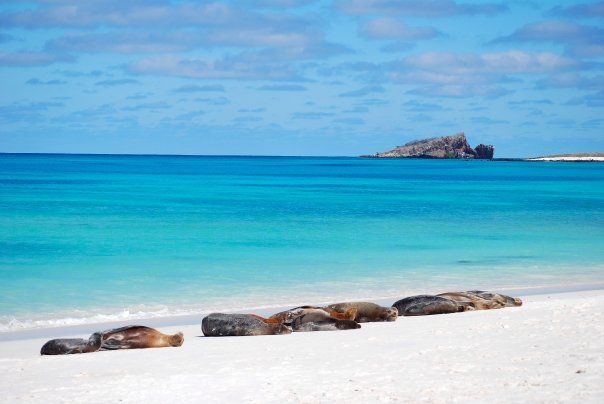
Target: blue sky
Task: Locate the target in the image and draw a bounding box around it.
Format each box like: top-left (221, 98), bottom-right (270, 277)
top-left (1, 0), bottom-right (603, 157)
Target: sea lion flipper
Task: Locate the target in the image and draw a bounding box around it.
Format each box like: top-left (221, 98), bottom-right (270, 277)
top-left (323, 307), bottom-right (358, 321)
top-left (250, 314), bottom-right (283, 324)
top-left (99, 338), bottom-right (124, 350)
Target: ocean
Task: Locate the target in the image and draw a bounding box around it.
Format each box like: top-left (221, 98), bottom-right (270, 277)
top-left (1, 154), bottom-right (603, 332)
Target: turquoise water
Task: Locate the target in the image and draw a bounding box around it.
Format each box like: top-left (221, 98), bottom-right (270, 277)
top-left (1, 154), bottom-right (603, 331)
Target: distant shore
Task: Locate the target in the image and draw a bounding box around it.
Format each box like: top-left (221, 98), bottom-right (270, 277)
top-left (1, 289), bottom-right (603, 403)
top-left (527, 156), bottom-right (604, 162)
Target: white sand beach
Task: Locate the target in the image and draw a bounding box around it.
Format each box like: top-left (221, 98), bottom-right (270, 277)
top-left (1, 290), bottom-right (603, 403)
top-left (527, 156), bottom-right (604, 162)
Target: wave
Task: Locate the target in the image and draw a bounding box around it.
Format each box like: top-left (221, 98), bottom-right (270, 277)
top-left (0, 306), bottom-right (176, 333)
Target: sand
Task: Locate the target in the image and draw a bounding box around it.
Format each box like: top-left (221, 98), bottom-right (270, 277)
top-left (1, 290), bottom-right (603, 403)
top-left (527, 156), bottom-right (604, 162)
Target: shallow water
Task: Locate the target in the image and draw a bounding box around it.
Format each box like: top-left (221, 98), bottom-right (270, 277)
top-left (1, 154), bottom-right (603, 331)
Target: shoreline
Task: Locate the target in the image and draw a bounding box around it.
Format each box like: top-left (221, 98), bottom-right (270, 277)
top-left (1, 289), bottom-right (603, 403)
top-left (2, 282), bottom-right (604, 342)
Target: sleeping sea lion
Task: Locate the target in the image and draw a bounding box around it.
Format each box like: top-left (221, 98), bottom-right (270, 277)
top-left (101, 325), bottom-right (184, 350)
top-left (40, 332), bottom-right (102, 355)
top-left (290, 311), bottom-right (361, 332)
top-left (392, 295), bottom-right (467, 316)
top-left (466, 290), bottom-right (523, 307)
top-left (325, 302), bottom-right (398, 322)
top-left (436, 292), bottom-right (505, 310)
top-left (202, 313), bottom-right (292, 337)
top-left (268, 306), bottom-right (357, 326)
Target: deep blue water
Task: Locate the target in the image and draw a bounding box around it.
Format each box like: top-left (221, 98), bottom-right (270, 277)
top-left (1, 154), bottom-right (603, 331)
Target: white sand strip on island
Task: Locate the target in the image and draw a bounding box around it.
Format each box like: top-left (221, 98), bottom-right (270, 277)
top-left (1, 290), bottom-right (603, 403)
top-left (527, 156), bottom-right (604, 162)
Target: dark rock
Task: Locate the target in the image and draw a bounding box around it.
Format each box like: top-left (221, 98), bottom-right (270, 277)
top-left (474, 144), bottom-right (494, 159)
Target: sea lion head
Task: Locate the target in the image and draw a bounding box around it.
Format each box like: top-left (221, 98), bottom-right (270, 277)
top-left (512, 297), bottom-right (523, 306)
top-left (382, 307), bottom-right (398, 321)
top-left (360, 305), bottom-right (398, 322)
top-left (169, 332), bottom-right (184, 347)
top-left (89, 332), bottom-right (103, 347)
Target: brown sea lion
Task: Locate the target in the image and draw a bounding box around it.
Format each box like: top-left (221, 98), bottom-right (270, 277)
top-left (325, 302), bottom-right (398, 322)
top-left (436, 292), bottom-right (505, 310)
top-left (290, 311), bottom-right (361, 332)
top-left (392, 295), bottom-right (467, 316)
top-left (467, 290), bottom-right (523, 307)
top-left (40, 332), bottom-right (102, 355)
top-left (268, 306), bottom-right (357, 326)
top-left (202, 313), bottom-right (292, 336)
top-left (101, 325), bottom-right (184, 350)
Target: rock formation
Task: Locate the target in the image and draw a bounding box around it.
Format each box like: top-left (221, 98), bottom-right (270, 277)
top-left (363, 133), bottom-right (494, 159)
top-left (474, 144), bottom-right (494, 159)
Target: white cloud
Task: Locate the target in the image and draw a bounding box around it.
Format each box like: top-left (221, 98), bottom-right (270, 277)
top-left (0, 51), bottom-right (74, 66)
top-left (339, 85), bottom-right (385, 97)
top-left (173, 85), bottom-right (225, 93)
top-left (549, 2), bottom-right (604, 19)
top-left (359, 18), bottom-right (439, 39)
top-left (127, 56), bottom-right (299, 81)
top-left (402, 51), bottom-right (578, 75)
top-left (335, 0), bottom-right (507, 17)
top-left (47, 32), bottom-right (202, 53)
top-left (492, 20), bottom-right (604, 58)
top-left (243, 0), bottom-right (318, 8)
top-left (0, 2), bottom-right (246, 29)
top-left (537, 73), bottom-right (604, 90)
top-left (407, 84), bottom-right (510, 98)
top-left (257, 84), bottom-right (307, 91)
top-left (382, 50), bottom-right (579, 97)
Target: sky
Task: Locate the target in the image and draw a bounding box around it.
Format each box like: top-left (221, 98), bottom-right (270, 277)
top-left (1, 0), bottom-right (603, 157)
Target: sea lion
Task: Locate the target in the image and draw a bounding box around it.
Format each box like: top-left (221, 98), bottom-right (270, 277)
top-left (436, 292), bottom-right (505, 310)
top-left (290, 311), bottom-right (361, 332)
top-left (325, 302), bottom-right (398, 322)
top-left (40, 332), bottom-right (102, 355)
top-left (466, 290), bottom-right (523, 307)
top-left (392, 295), bottom-right (467, 316)
top-left (101, 325), bottom-right (184, 350)
top-left (268, 306), bottom-right (357, 326)
top-left (202, 313), bottom-right (292, 337)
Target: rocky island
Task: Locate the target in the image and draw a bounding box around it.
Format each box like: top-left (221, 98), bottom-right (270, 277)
top-left (363, 133), bottom-right (494, 159)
